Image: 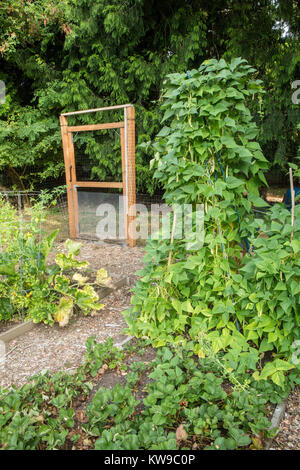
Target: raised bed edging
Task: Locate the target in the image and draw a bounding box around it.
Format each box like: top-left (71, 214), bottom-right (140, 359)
top-left (0, 276), bottom-right (130, 345)
top-left (0, 320), bottom-right (35, 344)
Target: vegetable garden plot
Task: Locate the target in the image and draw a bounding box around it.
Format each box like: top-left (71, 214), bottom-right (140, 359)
top-left (0, 337), bottom-right (290, 450)
top-left (0, 191), bottom-right (120, 327)
top-left (0, 239), bottom-right (145, 390)
top-left (0, 57), bottom-right (299, 451)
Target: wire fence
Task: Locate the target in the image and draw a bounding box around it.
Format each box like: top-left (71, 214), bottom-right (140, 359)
top-left (76, 189), bottom-right (169, 243)
top-left (0, 186), bottom-right (286, 253)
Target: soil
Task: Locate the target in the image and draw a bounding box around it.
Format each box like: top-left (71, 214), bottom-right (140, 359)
top-left (88, 345), bottom-right (156, 402)
top-left (61, 341), bottom-right (157, 450)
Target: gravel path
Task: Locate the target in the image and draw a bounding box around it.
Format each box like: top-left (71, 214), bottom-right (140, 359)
top-left (271, 388), bottom-right (300, 450)
top-left (0, 240), bottom-right (145, 389)
top-left (48, 239), bottom-right (145, 282)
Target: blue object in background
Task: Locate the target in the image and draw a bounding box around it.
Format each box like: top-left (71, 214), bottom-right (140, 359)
top-left (284, 188), bottom-right (300, 210)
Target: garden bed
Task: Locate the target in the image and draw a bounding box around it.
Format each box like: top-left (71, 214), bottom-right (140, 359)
top-left (0, 241), bottom-right (145, 389)
top-left (61, 343), bottom-right (299, 451)
top-left (1, 332), bottom-right (299, 451)
top-left (0, 285), bottom-right (130, 389)
top-left (0, 240), bottom-right (299, 450)
top-left (56, 341), bottom-right (158, 450)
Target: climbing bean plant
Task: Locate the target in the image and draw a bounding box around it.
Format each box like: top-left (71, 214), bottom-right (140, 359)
top-left (125, 58), bottom-right (299, 390)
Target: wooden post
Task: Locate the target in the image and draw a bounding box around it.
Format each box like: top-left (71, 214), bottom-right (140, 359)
top-left (66, 129), bottom-right (79, 237)
top-left (60, 115), bottom-right (76, 238)
top-left (289, 167), bottom-right (295, 241)
top-left (121, 127), bottom-right (127, 241)
top-left (126, 106), bottom-right (136, 247)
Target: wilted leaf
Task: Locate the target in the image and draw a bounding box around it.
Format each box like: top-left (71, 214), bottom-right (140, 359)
top-left (54, 297), bottom-right (73, 327)
top-left (73, 272), bottom-right (88, 284)
top-left (176, 424), bottom-right (188, 442)
top-left (65, 239), bottom-right (82, 256)
top-left (96, 268), bottom-right (112, 286)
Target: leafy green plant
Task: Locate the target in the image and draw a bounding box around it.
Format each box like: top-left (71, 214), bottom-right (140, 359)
top-left (125, 58), bottom-right (267, 339)
top-left (124, 57), bottom-right (299, 390)
top-left (237, 204), bottom-right (300, 387)
top-left (0, 336), bottom-right (286, 450)
top-left (0, 368), bottom-right (91, 450)
top-left (84, 337), bottom-right (126, 377)
top-left (1, 2), bottom-right (298, 192)
top-left (0, 197), bottom-right (109, 324)
top-left (86, 341), bottom-right (280, 451)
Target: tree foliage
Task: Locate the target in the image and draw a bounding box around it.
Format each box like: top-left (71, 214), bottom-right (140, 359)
top-left (0, 0), bottom-right (299, 191)
top-left (225, 0), bottom-right (300, 176)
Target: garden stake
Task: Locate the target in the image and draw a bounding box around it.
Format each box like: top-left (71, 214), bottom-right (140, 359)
top-left (168, 212), bottom-right (177, 267)
top-left (205, 159), bottom-right (240, 331)
top-left (289, 167), bottom-right (295, 241)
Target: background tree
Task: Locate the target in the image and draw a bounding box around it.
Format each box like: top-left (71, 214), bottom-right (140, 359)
top-left (0, 0), bottom-right (299, 192)
top-left (224, 0), bottom-right (300, 184)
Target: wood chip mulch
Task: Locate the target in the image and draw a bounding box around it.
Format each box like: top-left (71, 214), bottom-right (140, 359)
top-left (270, 388), bottom-right (300, 450)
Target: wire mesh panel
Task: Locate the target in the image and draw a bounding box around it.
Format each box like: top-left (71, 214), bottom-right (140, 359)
top-left (72, 129), bottom-right (123, 183)
top-left (75, 190), bottom-right (174, 244)
top-left (77, 189), bottom-right (126, 242)
top-left (134, 194), bottom-right (172, 243)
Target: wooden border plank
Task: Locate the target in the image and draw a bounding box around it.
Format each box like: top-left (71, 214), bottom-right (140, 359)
top-left (0, 320), bottom-right (34, 344)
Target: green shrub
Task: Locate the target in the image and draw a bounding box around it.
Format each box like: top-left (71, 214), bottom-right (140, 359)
top-left (0, 197), bottom-right (108, 324)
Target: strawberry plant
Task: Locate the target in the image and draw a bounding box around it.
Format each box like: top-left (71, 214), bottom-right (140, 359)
top-left (83, 340), bottom-right (282, 450)
top-left (0, 337), bottom-right (286, 450)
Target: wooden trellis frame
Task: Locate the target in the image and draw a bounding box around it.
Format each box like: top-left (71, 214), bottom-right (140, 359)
top-left (59, 104), bottom-right (136, 247)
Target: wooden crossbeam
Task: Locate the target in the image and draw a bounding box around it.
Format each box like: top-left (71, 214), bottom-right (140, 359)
top-left (67, 122), bottom-right (124, 132)
top-left (75, 181), bottom-right (123, 189)
top-left (61, 104), bottom-right (132, 117)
